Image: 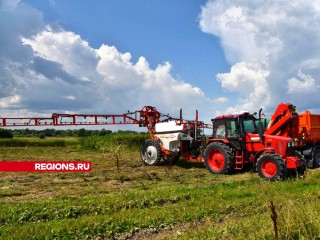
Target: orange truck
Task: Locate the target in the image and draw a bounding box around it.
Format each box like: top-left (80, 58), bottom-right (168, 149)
top-left (265, 103), bottom-right (320, 168)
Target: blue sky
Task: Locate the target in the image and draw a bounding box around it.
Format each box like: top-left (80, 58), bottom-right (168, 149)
top-left (1, 0), bottom-right (320, 125)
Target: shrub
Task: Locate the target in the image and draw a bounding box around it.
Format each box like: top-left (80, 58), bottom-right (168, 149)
top-left (0, 129), bottom-right (13, 138)
top-left (39, 134), bottom-right (46, 139)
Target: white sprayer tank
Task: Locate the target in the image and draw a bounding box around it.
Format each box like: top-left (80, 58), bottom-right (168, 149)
top-left (154, 121), bottom-right (184, 152)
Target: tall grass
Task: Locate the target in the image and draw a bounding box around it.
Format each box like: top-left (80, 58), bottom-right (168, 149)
top-left (0, 138), bottom-right (69, 147)
top-left (0, 133), bottom-right (148, 149)
top-left (77, 133), bottom-right (149, 152)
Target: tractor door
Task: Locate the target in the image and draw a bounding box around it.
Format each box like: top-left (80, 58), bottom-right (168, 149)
top-left (240, 116), bottom-right (257, 135)
top-left (239, 115), bottom-right (262, 152)
top-left (212, 118), bottom-right (242, 150)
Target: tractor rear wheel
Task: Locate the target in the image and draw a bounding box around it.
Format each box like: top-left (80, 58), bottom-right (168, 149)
top-left (313, 148), bottom-right (320, 168)
top-left (204, 142), bottom-right (234, 174)
top-left (297, 160), bottom-right (307, 178)
top-left (256, 153), bottom-right (286, 181)
top-left (295, 151), bottom-right (307, 177)
top-left (140, 139), bottom-right (162, 166)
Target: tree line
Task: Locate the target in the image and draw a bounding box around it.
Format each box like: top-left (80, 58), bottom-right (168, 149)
top-left (0, 128), bottom-right (140, 138)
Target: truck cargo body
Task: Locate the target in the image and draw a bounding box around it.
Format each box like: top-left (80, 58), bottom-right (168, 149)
top-left (292, 111), bottom-right (320, 168)
top-left (292, 111), bottom-right (320, 144)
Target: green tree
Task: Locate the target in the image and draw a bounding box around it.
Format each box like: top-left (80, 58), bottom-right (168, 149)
top-left (99, 128), bottom-right (112, 136)
top-left (23, 128), bottom-right (31, 137)
top-left (0, 129), bottom-right (13, 138)
top-left (78, 128), bottom-right (86, 137)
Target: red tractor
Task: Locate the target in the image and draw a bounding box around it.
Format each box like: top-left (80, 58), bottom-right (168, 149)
top-left (203, 109), bottom-right (306, 180)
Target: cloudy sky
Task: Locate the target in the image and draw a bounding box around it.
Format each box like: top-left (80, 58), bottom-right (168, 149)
top-left (1, 0), bottom-right (320, 127)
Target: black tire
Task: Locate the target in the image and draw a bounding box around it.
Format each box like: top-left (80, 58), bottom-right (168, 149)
top-left (256, 153), bottom-right (286, 181)
top-left (163, 155), bottom-right (180, 165)
top-left (297, 161), bottom-right (307, 178)
top-left (295, 151), bottom-right (307, 177)
top-left (140, 139), bottom-right (162, 166)
top-left (312, 148), bottom-right (320, 168)
top-left (203, 142), bottom-right (234, 174)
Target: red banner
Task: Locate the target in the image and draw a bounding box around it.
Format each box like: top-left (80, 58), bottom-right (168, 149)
top-left (0, 161), bottom-right (92, 172)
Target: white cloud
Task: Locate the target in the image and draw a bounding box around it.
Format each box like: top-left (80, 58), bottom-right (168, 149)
top-left (200, 0), bottom-right (320, 113)
top-left (287, 70), bottom-right (318, 94)
top-left (0, 95), bottom-right (21, 108)
top-left (217, 60), bottom-right (269, 95)
top-left (22, 27), bottom-right (100, 83)
top-left (65, 95), bottom-right (76, 100)
top-left (24, 28), bottom-right (208, 115)
top-left (213, 97), bottom-right (229, 103)
top-left (216, 60), bottom-right (271, 112)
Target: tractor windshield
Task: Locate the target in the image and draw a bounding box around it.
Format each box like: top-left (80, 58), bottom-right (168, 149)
top-left (212, 119), bottom-right (238, 138)
top-left (241, 117), bottom-right (257, 134)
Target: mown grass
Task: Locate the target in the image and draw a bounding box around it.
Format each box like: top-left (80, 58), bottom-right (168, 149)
top-left (0, 137), bottom-right (320, 239)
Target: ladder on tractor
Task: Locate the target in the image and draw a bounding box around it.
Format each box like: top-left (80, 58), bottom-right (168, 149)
top-left (234, 150), bottom-right (244, 170)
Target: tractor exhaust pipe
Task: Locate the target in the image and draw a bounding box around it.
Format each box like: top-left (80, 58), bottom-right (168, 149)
top-left (258, 108), bottom-right (264, 141)
top-left (195, 110), bottom-right (199, 141)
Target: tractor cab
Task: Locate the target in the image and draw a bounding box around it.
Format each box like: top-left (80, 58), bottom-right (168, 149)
top-left (212, 113), bottom-right (258, 140)
top-left (210, 112), bottom-right (267, 156)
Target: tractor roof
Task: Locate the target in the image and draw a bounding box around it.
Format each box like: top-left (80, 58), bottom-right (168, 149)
top-left (213, 112), bottom-right (254, 120)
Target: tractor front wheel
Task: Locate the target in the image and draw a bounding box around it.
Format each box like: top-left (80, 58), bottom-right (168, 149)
top-left (140, 139), bottom-right (162, 166)
top-left (256, 153), bottom-right (286, 181)
top-left (203, 142), bottom-right (233, 174)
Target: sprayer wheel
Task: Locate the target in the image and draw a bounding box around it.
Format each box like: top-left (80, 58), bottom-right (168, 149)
top-left (140, 139), bottom-right (162, 166)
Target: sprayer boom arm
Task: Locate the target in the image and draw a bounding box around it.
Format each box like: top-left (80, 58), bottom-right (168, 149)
top-left (0, 106), bottom-right (196, 130)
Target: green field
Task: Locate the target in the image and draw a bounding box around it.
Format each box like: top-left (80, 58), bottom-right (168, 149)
top-left (0, 136), bottom-right (320, 239)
